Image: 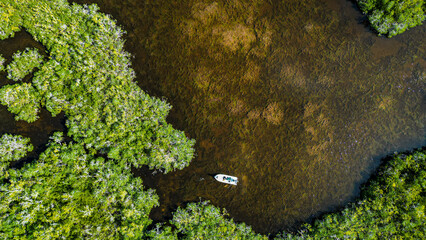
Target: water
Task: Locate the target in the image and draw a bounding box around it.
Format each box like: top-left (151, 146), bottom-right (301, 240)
top-left (2, 0), bottom-right (425, 235)
top-left (0, 30), bottom-right (66, 161)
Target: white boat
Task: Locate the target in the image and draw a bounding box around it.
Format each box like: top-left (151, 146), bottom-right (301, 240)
top-left (214, 174), bottom-right (238, 185)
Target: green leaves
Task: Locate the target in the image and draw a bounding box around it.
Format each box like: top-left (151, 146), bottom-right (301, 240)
top-left (0, 0), bottom-right (193, 237)
top-left (0, 83), bottom-right (42, 122)
top-left (0, 1), bottom-right (22, 40)
top-left (357, 0), bottom-right (425, 37)
top-left (0, 134), bottom-right (33, 180)
top-left (6, 48), bottom-right (44, 81)
top-left (0, 54), bottom-right (5, 72)
top-left (0, 135), bottom-right (159, 239)
top-left (0, 0), bottom-right (195, 172)
top-left (171, 201), bottom-right (267, 240)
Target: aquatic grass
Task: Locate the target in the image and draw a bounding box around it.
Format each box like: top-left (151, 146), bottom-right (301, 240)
top-left (1, 0), bottom-right (423, 237)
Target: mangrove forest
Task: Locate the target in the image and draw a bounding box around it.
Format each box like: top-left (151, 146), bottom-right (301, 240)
top-left (0, 0), bottom-right (424, 239)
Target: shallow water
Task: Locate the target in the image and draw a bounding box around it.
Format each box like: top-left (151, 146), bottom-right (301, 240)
top-left (1, 0), bottom-right (425, 234)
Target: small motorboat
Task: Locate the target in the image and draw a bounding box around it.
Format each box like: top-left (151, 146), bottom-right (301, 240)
top-left (214, 174), bottom-right (238, 185)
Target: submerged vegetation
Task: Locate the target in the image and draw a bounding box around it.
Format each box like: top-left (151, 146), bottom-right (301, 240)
top-left (303, 149), bottom-right (426, 239)
top-left (357, 0), bottom-right (425, 37)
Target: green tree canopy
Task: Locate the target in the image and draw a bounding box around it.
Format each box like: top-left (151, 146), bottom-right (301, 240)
top-left (0, 54), bottom-right (5, 72)
top-left (357, 0), bottom-right (425, 37)
top-left (0, 132), bottom-right (159, 239)
top-left (170, 201), bottom-right (268, 240)
top-left (0, 0), bottom-right (195, 172)
top-left (0, 133), bottom-right (33, 180)
top-left (6, 47), bottom-right (44, 81)
top-left (0, 82), bottom-right (42, 122)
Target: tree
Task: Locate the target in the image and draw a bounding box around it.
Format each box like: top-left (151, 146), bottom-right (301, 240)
top-left (357, 0), bottom-right (425, 37)
top-left (171, 201), bottom-right (268, 240)
top-left (0, 54), bottom-right (5, 72)
top-left (0, 133), bottom-right (33, 180)
top-left (6, 48), bottom-right (44, 81)
top-left (0, 0), bottom-right (195, 172)
top-left (0, 82), bottom-right (42, 122)
top-left (0, 132), bottom-right (159, 239)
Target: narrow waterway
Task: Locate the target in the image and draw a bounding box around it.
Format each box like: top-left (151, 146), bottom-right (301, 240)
top-left (1, 0), bottom-right (424, 234)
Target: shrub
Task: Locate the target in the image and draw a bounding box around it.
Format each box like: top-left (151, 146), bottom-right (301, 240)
top-left (357, 0), bottom-right (425, 37)
top-left (0, 1), bottom-right (22, 40)
top-left (0, 133), bottom-right (33, 180)
top-left (0, 54), bottom-right (5, 72)
top-left (0, 82), bottom-right (42, 122)
top-left (6, 48), bottom-right (44, 81)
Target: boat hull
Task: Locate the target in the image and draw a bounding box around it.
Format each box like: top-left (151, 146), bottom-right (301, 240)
top-left (214, 174), bottom-right (238, 185)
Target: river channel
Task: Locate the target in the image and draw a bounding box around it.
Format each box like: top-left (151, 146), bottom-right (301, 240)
top-left (1, 0), bottom-right (424, 235)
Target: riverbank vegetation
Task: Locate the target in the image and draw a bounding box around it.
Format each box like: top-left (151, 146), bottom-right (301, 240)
top-left (170, 202), bottom-right (267, 239)
top-left (356, 0), bottom-right (425, 37)
top-left (0, 133), bottom-right (158, 239)
top-left (301, 149), bottom-right (425, 239)
top-left (0, 0), bottom-right (194, 172)
top-left (1, 0), bottom-right (194, 237)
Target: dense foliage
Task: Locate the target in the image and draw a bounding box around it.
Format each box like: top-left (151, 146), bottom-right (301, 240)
top-left (0, 134), bottom-right (33, 180)
top-left (0, 1), bottom-right (22, 40)
top-left (0, 83), bottom-right (42, 122)
top-left (0, 0), bottom-right (194, 172)
top-left (6, 48), bottom-right (44, 81)
top-left (171, 201), bottom-right (267, 239)
top-left (0, 132), bottom-right (159, 239)
top-left (0, 54), bottom-right (5, 72)
top-left (357, 0), bottom-right (425, 37)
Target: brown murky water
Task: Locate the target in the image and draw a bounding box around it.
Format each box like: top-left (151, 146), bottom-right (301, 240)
top-left (1, 0), bottom-right (425, 235)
